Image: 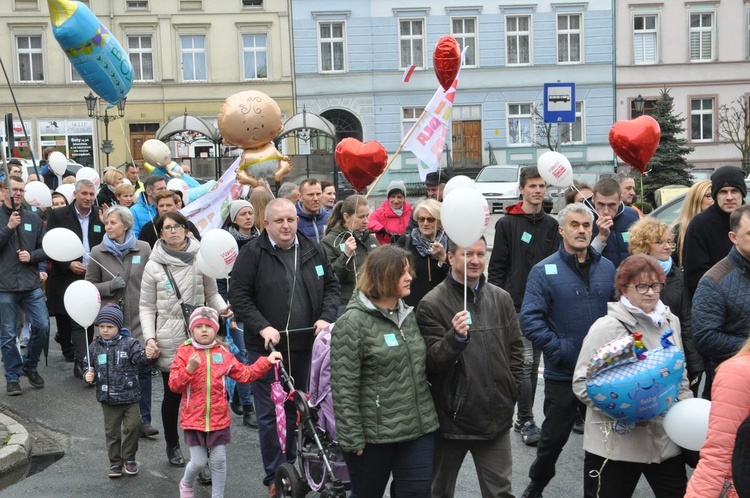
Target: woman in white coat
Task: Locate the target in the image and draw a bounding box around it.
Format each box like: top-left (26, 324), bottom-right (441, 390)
top-left (139, 211), bottom-right (230, 467)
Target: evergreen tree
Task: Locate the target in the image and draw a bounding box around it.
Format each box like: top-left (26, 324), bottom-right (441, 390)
top-left (642, 88), bottom-right (694, 204)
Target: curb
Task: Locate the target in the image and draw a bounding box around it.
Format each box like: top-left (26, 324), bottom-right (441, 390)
top-left (0, 412), bottom-right (31, 476)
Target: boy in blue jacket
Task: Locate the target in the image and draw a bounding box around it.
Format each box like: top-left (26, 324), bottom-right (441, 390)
top-left (84, 303), bottom-right (152, 478)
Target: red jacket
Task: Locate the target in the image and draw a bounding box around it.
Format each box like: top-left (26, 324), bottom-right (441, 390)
top-left (368, 199), bottom-right (413, 244)
top-left (169, 341), bottom-right (272, 432)
top-left (685, 353), bottom-right (750, 497)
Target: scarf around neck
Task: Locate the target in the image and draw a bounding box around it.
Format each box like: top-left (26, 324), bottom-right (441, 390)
top-left (162, 239), bottom-right (196, 264)
top-left (410, 227), bottom-right (449, 259)
top-left (103, 230), bottom-right (138, 259)
top-left (620, 296), bottom-right (666, 327)
top-left (228, 226), bottom-right (257, 242)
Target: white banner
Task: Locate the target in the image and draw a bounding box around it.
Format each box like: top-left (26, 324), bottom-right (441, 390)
top-left (180, 157), bottom-right (242, 235)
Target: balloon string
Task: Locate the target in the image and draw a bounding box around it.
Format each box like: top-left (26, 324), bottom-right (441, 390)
top-left (88, 255), bottom-right (117, 278)
top-left (0, 55), bottom-right (40, 177)
top-left (118, 120), bottom-right (137, 167)
top-left (463, 251), bottom-right (467, 312)
top-left (570, 184), bottom-right (600, 218)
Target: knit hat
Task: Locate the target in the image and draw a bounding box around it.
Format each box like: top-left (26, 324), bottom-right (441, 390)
top-left (229, 200), bottom-right (253, 223)
top-left (189, 306), bottom-right (220, 333)
top-left (387, 180), bottom-right (407, 198)
top-left (711, 165), bottom-right (747, 199)
top-left (425, 171), bottom-right (451, 186)
top-left (96, 303), bottom-right (124, 330)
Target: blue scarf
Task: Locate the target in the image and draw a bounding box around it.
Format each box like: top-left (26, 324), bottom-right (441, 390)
top-left (103, 230), bottom-right (138, 259)
top-left (657, 257), bottom-right (673, 276)
top-left (410, 227), bottom-right (449, 259)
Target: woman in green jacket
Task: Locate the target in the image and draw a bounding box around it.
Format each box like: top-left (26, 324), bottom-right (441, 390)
top-left (331, 245), bottom-right (439, 498)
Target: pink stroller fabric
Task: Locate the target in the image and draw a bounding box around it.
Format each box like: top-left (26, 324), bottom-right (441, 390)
top-left (309, 323), bottom-right (337, 441)
top-left (270, 364), bottom-right (288, 454)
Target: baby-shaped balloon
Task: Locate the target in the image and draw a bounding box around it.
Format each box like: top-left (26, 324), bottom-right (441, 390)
top-left (217, 90), bottom-right (292, 187)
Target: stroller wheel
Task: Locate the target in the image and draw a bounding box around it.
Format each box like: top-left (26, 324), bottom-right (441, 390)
top-left (274, 463), bottom-right (305, 498)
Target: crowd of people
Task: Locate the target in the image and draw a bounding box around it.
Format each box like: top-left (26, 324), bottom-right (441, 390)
top-left (1, 157), bottom-right (750, 498)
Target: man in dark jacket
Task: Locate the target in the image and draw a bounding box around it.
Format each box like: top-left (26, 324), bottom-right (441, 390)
top-left (417, 237), bottom-right (524, 498)
top-left (519, 203), bottom-right (615, 498)
top-left (295, 178), bottom-right (330, 242)
top-left (0, 176), bottom-right (50, 395)
top-left (488, 166), bottom-right (560, 446)
top-left (46, 179), bottom-right (105, 377)
top-left (229, 198), bottom-right (339, 495)
top-left (692, 205), bottom-right (750, 385)
top-left (137, 190), bottom-right (201, 248)
top-left (590, 177), bottom-right (639, 268)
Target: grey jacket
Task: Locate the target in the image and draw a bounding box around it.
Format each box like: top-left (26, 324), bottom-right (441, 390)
top-left (0, 205), bottom-right (46, 292)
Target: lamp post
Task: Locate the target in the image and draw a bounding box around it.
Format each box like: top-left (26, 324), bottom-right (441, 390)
top-left (633, 94), bottom-right (645, 118)
top-left (84, 92), bottom-right (126, 168)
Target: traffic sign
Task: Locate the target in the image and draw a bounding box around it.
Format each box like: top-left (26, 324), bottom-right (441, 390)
top-left (543, 83), bottom-right (576, 124)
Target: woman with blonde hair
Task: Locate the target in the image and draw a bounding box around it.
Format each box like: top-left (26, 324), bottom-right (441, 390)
top-left (249, 188), bottom-right (274, 233)
top-left (672, 180), bottom-right (713, 268)
top-left (97, 168), bottom-right (125, 207)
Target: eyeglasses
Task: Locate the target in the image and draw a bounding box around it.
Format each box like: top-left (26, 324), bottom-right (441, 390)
top-left (628, 283), bottom-right (665, 294)
top-left (653, 239), bottom-right (675, 247)
top-left (161, 224), bottom-right (185, 232)
top-left (2, 187), bottom-right (25, 193)
top-left (417, 216), bottom-right (436, 224)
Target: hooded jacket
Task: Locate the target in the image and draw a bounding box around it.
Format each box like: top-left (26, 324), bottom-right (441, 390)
top-left (139, 238), bottom-right (227, 371)
top-left (684, 203), bottom-right (734, 298)
top-left (488, 202), bottom-right (561, 311)
top-left (590, 200), bottom-right (639, 268)
top-left (296, 202), bottom-right (330, 243)
top-left (331, 292), bottom-right (439, 452)
top-left (368, 199), bottom-right (413, 245)
top-left (520, 246), bottom-right (616, 381)
top-left (416, 274), bottom-right (524, 439)
top-left (572, 301), bottom-right (692, 464)
top-left (85, 332), bottom-right (150, 405)
top-left (0, 204), bottom-right (46, 292)
top-left (169, 339), bottom-right (272, 432)
top-left (321, 225), bottom-right (379, 305)
top-left (129, 191), bottom-right (157, 238)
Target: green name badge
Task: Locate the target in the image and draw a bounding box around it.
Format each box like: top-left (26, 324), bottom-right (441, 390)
top-left (466, 311), bottom-right (472, 325)
top-left (93, 225), bottom-right (102, 233)
top-left (544, 264), bottom-right (558, 275)
top-left (315, 265), bottom-right (324, 277)
top-left (340, 243), bottom-right (346, 252)
top-left (132, 255), bottom-right (141, 264)
top-left (97, 353), bottom-right (107, 365)
top-left (521, 232), bottom-right (532, 244)
top-left (622, 232), bottom-right (629, 243)
top-left (24, 223), bottom-right (32, 232)
top-left (384, 333), bottom-right (399, 347)
top-left (212, 353), bottom-right (223, 364)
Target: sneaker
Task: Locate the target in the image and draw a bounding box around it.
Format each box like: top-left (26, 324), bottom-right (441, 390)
top-left (108, 464), bottom-right (123, 478)
top-left (513, 417), bottom-right (523, 432)
top-left (520, 420), bottom-right (541, 446)
top-left (22, 369), bottom-right (44, 389)
top-left (6, 382), bottom-right (22, 396)
top-left (124, 460), bottom-right (138, 475)
top-left (179, 479), bottom-right (195, 498)
top-left (572, 419), bottom-right (585, 434)
top-left (140, 424), bottom-right (160, 438)
top-left (521, 481), bottom-right (545, 498)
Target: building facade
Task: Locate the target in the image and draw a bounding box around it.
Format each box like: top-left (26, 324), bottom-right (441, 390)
top-left (0, 0), bottom-right (294, 176)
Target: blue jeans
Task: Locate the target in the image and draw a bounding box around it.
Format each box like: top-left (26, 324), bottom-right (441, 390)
top-left (516, 337), bottom-right (542, 423)
top-left (248, 348), bottom-right (311, 487)
top-left (0, 289), bottom-right (50, 382)
top-left (230, 323), bottom-right (253, 406)
top-left (342, 433), bottom-right (435, 498)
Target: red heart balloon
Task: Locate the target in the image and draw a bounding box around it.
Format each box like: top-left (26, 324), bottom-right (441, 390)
top-left (433, 35), bottom-right (461, 91)
top-left (334, 138), bottom-right (388, 192)
top-left (609, 116), bottom-right (661, 174)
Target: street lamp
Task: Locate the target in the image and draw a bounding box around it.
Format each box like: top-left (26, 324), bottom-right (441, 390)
top-left (84, 92), bottom-right (126, 168)
top-left (633, 94), bottom-right (645, 117)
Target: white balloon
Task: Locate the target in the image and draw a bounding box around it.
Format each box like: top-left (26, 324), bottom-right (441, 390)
top-left (76, 167), bottom-right (101, 190)
top-left (142, 139), bottom-right (171, 167)
top-left (196, 252), bottom-right (229, 280)
top-left (64, 280), bottom-right (101, 328)
top-left (442, 175), bottom-right (475, 201)
top-left (167, 178), bottom-right (190, 204)
top-left (663, 398), bottom-right (711, 451)
top-left (121, 178), bottom-right (132, 186)
top-left (55, 184), bottom-right (75, 204)
top-left (537, 151), bottom-right (574, 188)
top-left (199, 229), bottom-right (239, 278)
top-left (43, 228), bottom-right (85, 261)
top-left (24, 180), bottom-right (52, 208)
top-left (48, 151), bottom-right (68, 176)
top-left (441, 186), bottom-right (490, 248)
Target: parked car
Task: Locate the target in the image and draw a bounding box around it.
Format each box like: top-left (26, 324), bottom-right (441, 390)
top-left (474, 164), bottom-right (552, 214)
top-left (650, 180), bottom-right (750, 225)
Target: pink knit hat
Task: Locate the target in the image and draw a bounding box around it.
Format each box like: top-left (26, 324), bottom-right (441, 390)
top-left (189, 306), bottom-right (219, 333)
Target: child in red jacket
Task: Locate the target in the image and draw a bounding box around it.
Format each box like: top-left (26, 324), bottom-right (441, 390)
top-left (169, 306), bottom-right (282, 497)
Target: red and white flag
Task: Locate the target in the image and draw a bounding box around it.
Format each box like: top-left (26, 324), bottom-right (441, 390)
top-left (402, 65), bottom-right (416, 83)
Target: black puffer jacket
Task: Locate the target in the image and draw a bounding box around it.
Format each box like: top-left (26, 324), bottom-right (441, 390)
top-left (683, 203), bottom-right (733, 298)
top-left (661, 264), bottom-right (703, 376)
top-left (84, 333), bottom-right (150, 405)
top-left (416, 275), bottom-right (524, 440)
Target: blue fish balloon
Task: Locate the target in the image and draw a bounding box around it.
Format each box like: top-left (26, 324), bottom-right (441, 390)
top-left (48, 0), bottom-right (133, 104)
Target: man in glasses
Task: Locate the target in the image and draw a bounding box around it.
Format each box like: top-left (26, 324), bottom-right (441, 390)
top-left (488, 166), bottom-right (561, 447)
top-left (519, 203), bottom-right (615, 498)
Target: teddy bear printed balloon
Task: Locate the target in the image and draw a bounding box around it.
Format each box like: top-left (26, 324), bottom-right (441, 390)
top-left (217, 90), bottom-right (292, 187)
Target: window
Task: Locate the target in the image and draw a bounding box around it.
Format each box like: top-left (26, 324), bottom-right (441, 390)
top-left (451, 17), bottom-right (477, 67)
top-left (16, 35), bottom-right (43, 82)
top-left (318, 22), bottom-right (345, 72)
top-left (690, 12), bottom-right (714, 62)
top-left (633, 14), bottom-right (658, 64)
top-left (402, 106), bottom-right (425, 137)
top-left (126, 0), bottom-right (148, 10)
top-left (691, 98), bottom-right (714, 141)
top-left (242, 0), bottom-right (262, 7)
top-left (399, 19), bottom-right (425, 69)
top-left (561, 101), bottom-right (584, 144)
top-left (557, 14), bottom-right (582, 63)
top-left (180, 35), bottom-right (207, 81)
top-left (128, 35), bottom-right (154, 81)
top-left (71, 65), bottom-right (83, 82)
top-left (242, 34), bottom-right (267, 79)
top-left (507, 103), bottom-right (533, 145)
top-left (506, 16), bottom-right (531, 66)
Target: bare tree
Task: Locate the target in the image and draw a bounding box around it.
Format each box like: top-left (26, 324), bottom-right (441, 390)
top-left (532, 104), bottom-right (571, 152)
top-left (718, 96), bottom-right (750, 173)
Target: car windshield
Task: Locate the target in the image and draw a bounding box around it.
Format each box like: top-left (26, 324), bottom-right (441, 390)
top-left (476, 168), bottom-right (517, 183)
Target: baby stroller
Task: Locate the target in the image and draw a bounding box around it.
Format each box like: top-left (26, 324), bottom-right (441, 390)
top-left (271, 325), bottom-right (349, 498)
